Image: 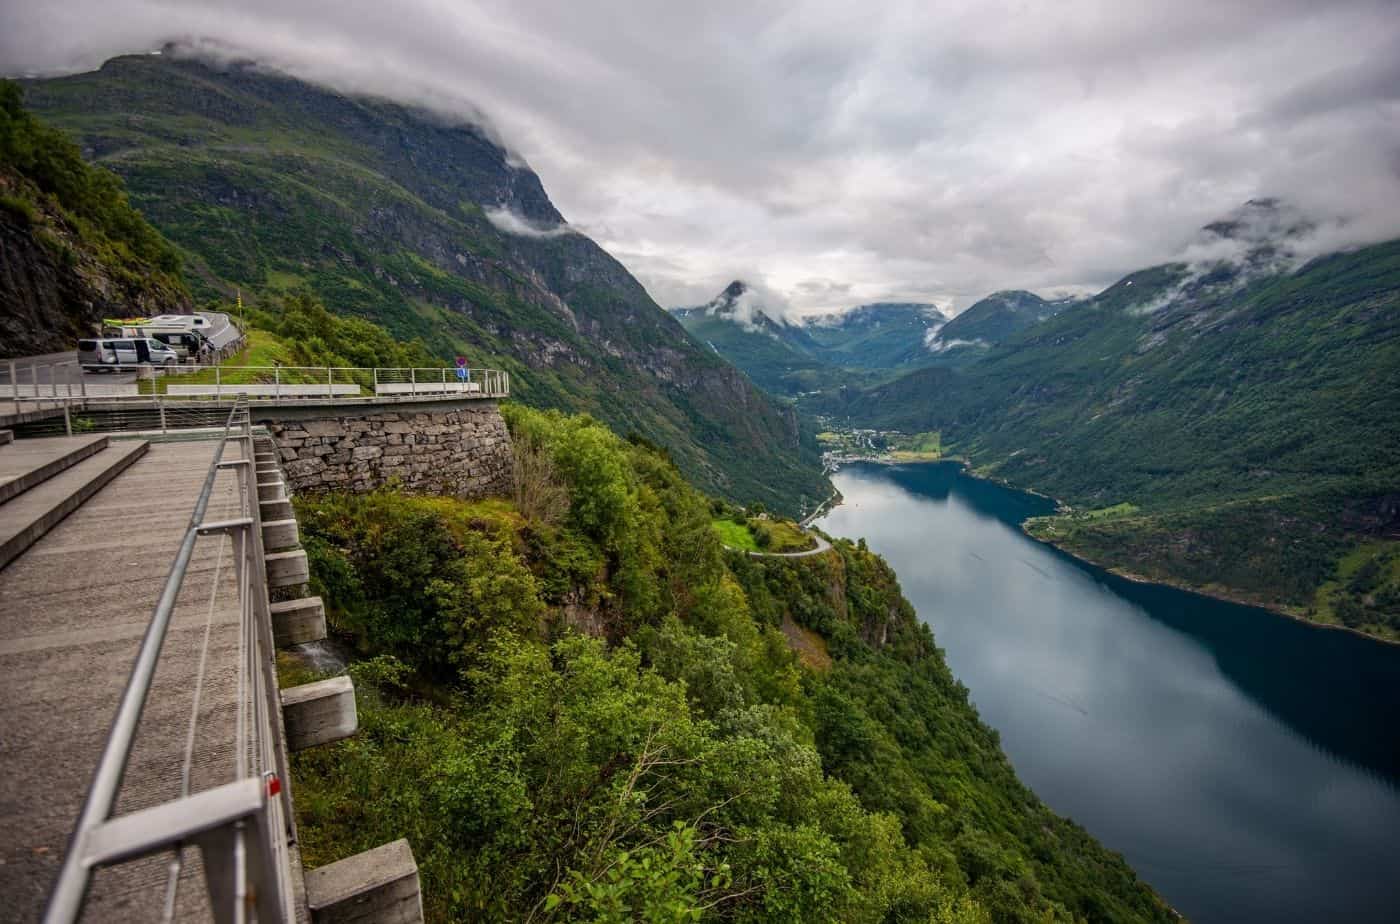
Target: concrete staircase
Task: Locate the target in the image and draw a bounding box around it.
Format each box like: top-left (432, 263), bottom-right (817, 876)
top-left (0, 434), bottom-right (149, 570)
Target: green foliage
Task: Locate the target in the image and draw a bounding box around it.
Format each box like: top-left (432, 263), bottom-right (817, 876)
top-left (0, 79), bottom-right (181, 273)
top-left (289, 406), bottom-right (1173, 922)
top-left (267, 291), bottom-right (437, 368)
top-left (297, 491), bottom-right (543, 678)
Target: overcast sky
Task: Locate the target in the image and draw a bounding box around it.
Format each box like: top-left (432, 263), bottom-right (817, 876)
top-left (4, 1), bottom-right (1399, 315)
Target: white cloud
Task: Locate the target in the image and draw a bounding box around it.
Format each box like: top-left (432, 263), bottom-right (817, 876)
top-left (483, 206), bottom-right (575, 239)
top-left (3, 1), bottom-right (1398, 314)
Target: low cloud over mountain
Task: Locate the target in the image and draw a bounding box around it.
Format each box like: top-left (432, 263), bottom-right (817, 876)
top-left (7, 1), bottom-right (1399, 313)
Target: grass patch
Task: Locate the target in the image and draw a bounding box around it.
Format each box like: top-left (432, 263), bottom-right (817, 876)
top-left (753, 517), bottom-right (816, 553)
top-left (712, 518), bottom-right (758, 551)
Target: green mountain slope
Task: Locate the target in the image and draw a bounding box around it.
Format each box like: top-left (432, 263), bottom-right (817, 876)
top-left (803, 302), bottom-right (948, 369)
top-left (0, 80), bottom-right (189, 356)
top-left (671, 281), bottom-right (833, 396)
top-left (807, 236), bottom-right (1400, 638)
top-left (672, 284), bottom-right (950, 396)
top-left (22, 54), bottom-right (827, 513)
top-left (924, 290), bottom-right (1064, 362)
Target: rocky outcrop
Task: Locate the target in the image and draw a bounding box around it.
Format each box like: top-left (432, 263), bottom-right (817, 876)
top-left (0, 174), bottom-right (190, 357)
top-left (266, 402), bottom-right (514, 498)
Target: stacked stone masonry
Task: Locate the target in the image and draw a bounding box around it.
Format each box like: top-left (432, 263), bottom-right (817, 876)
top-left (267, 403), bottom-right (514, 498)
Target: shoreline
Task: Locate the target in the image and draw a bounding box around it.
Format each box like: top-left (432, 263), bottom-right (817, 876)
top-left (829, 457), bottom-right (1400, 648)
top-left (1023, 530), bottom-right (1400, 648)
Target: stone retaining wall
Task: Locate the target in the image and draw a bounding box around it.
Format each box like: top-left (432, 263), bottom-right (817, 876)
top-left (266, 402), bottom-right (514, 498)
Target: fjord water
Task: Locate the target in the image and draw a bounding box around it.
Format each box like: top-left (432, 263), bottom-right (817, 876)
top-left (814, 463), bottom-right (1400, 924)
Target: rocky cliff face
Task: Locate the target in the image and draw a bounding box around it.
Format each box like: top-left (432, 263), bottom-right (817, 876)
top-left (25, 54), bottom-right (827, 512)
top-left (0, 82), bottom-right (191, 358)
top-left (0, 183), bottom-right (191, 357)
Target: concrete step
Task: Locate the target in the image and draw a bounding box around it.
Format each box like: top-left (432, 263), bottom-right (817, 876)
top-left (262, 517), bottom-right (299, 550)
top-left (0, 441), bottom-right (149, 571)
top-left (0, 429), bottom-right (12, 446)
top-left (270, 596), bottom-right (327, 647)
top-left (282, 675), bottom-right (357, 751)
top-left (305, 839), bottom-right (423, 924)
top-left (257, 480), bottom-right (285, 501)
top-left (261, 497), bottom-right (294, 521)
top-left (266, 549), bottom-right (309, 587)
top-left (0, 434), bottom-right (109, 507)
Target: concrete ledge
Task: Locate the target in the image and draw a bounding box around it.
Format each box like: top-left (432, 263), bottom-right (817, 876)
top-left (262, 517), bottom-right (299, 550)
top-left (265, 549), bottom-right (309, 587)
top-left (305, 839), bottom-right (423, 924)
top-left (0, 430), bottom-right (12, 446)
top-left (167, 383), bottom-right (362, 397)
top-left (257, 480), bottom-right (285, 501)
top-left (282, 675), bottom-right (357, 751)
top-left (271, 596), bottom-right (327, 647)
top-left (260, 497), bottom-right (294, 521)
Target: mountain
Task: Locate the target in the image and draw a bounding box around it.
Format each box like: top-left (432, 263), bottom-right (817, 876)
top-left (0, 80), bottom-right (189, 356)
top-left (669, 280), bottom-right (833, 395)
top-left (924, 290), bottom-right (1065, 360)
top-left (21, 53), bottom-right (828, 513)
top-left (806, 227), bottom-right (1400, 639)
top-left (802, 302), bottom-right (948, 368)
top-left (670, 286), bottom-right (952, 395)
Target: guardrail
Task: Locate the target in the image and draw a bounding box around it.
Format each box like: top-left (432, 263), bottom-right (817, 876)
top-left (42, 399), bottom-right (298, 923)
top-left (4, 364), bottom-right (509, 403)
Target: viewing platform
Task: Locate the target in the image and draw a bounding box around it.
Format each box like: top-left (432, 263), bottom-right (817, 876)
top-left (0, 373), bottom-right (466, 921)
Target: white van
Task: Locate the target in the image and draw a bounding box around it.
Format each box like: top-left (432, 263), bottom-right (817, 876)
top-left (78, 338), bottom-right (180, 370)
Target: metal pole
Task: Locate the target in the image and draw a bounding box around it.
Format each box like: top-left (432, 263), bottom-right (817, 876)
top-left (64, 404), bottom-right (72, 437)
top-left (159, 396), bottom-right (167, 434)
top-left (274, 367), bottom-right (280, 402)
top-left (328, 367), bottom-right (334, 398)
top-left (373, 367), bottom-right (379, 396)
top-left (216, 365), bottom-right (221, 400)
top-left (410, 366), bottom-right (416, 395)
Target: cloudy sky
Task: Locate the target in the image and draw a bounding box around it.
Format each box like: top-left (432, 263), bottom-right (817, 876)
top-left (5, 0), bottom-right (1400, 316)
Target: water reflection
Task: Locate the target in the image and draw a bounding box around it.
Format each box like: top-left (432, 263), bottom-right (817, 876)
top-left (816, 462), bottom-right (1400, 924)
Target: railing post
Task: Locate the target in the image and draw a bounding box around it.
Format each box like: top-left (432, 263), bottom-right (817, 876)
top-left (274, 366), bottom-right (280, 402)
top-left (159, 396), bottom-right (167, 434)
top-left (63, 403), bottom-right (72, 437)
top-left (216, 365), bottom-right (221, 400)
top-left (8, 359), bottom-right (15, 401)
top-left (409, 366), bottom-right (416, 395)
top-left (328, 367), bottom-right (334, 398)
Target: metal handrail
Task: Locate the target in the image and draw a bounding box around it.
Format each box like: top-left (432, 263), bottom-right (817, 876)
top-left (7, 365), bottom-right (510, 403)
top-left (43, 397), bottom-right (295, 924)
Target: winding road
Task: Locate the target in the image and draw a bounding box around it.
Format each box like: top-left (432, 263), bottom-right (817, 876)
top-left (723, 531), bottom-right (834, 559)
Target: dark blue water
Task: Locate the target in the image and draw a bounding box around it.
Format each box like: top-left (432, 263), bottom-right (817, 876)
top-left (815, 462), bottom-right (1400, 924)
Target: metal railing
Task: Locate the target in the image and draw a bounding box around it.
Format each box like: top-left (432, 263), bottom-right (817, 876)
top-left (4, 363), bottom-right (509, 403)
top-left (43, 398), bottom-right (297, 924)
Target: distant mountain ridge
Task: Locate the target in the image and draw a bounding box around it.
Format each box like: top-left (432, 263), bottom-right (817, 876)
top-left (926, 290), bottom-right (1066, 357)
top-left (669, 281), bottom-right (954, 394)
top-left (22, 53), bottom-right (829, 513)
top-left (804, 222), bottom-right (1400, 639)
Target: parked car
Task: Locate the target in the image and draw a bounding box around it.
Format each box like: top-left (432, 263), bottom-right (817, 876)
top-left (78, 337), bottom-right (180, 371)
